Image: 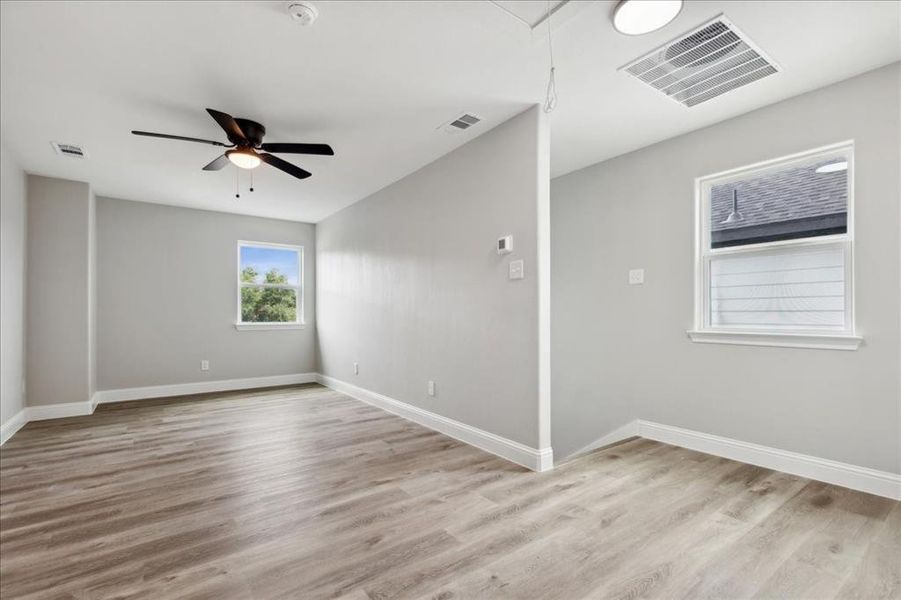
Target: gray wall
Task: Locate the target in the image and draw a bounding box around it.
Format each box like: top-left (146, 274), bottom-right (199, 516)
top-left (551, 64), bottom-right (900, 472)
top-left (96, 198), bottom-right (316, 390)
top-left (317, 106), bottom-right (548, 448)
top-left (0, 142), bottom-right (27, 423)
top-left (26, 175), bottom-right (95, 407)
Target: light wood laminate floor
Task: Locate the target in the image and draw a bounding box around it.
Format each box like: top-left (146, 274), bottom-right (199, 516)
top-left (1, 384), bottom-right (898, 599)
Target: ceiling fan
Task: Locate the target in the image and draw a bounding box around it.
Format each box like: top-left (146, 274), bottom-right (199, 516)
top-left (131, 108), bottom-right (333, 180)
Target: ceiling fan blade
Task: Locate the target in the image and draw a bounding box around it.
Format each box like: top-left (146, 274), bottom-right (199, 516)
top-left (132, 130), bottom-right (228, 147)
top-left (259, 143), bottom-right (334, 156)
top-left (259, 153), bottom-right (312, 179)
top-left (206, 108), bottom-right (246, 142)
top-left (202, 154), bottom-right (230, 171)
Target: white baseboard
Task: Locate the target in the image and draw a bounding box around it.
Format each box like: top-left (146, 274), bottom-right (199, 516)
top-left (4, 375), bottom-right (898, 500)
top-left (0, 408), bottom-right (28, 445)
top-left (1, 400), bottom-right (95, 446)
top-left (27, 400), bottom-right (94, 421)
top-left (0, 373), bottom-right (318, 446)
top-left (636, 420), bottom-right (901, 501)
top-left (92, 373), bottom-right (318, 404)
top-left (570, 420), bottom-right (640, 459)
top-left (316, 374), bottom-right (553, 472)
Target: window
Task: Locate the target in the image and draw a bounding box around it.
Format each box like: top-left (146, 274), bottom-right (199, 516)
top-left (236, 241), bottom-right (303, 330)
top-left (690, 142), bottom-right (860, 350)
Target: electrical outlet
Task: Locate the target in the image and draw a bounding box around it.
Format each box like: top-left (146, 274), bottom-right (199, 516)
top-left (628, 269), bottom-right (645, 285)
top-left (200, 360), bottom-right (209, 371)
top-left (427, 380), bottom-right (436, 397)
top-left (353, 362), bottom-right (359, 375)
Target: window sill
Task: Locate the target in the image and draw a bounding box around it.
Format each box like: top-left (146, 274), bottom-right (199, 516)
top-left (235, 322), bottom-right (305, 331)
top-left (686, 330), bottom-right (862, 351)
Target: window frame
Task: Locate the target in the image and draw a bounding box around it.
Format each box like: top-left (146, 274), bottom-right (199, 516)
top-left (235, 240), bottom-right (305, 331)
top-left (689, 141), bottom-right (861, 350)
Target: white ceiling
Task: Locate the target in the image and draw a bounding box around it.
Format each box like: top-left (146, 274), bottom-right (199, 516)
top-left (1, 1), bottom-right (898, 223)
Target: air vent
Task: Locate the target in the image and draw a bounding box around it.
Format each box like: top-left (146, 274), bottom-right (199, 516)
top-left (440, 113), bottom-right (481, 134)
top-left (51, 142), bottom-right (87, 158)
top-left (619, 15), bottom-right (779, 108)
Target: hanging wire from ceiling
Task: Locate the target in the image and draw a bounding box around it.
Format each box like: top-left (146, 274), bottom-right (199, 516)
top-left (543, 0), bottom-right (558, 113)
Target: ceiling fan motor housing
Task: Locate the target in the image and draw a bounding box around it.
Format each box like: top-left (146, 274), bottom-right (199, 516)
top-left (233, 118), bottom-right (266, 147)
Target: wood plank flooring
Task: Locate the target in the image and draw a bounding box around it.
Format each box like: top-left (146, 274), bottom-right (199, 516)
top-left (1, 384), bottom-right (898, 599)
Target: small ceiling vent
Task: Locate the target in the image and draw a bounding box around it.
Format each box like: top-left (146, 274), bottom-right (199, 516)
top-left (440, 113), bottom-right (481, 134)
top-left (619, 15), bottom-right (779, 108)
top-left (51, 142), bottom-right (87, 158)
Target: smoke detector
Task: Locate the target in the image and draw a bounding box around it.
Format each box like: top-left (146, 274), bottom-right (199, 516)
top-left (287, 2), bottom-right (318, 26)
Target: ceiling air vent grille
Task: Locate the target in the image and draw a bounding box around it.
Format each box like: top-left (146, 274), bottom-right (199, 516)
top-left (619, 15), bottom-right (779, 107)
top-left (51, 142), bottom-right (88, 158)
top-left (441, 113), bottom-right (481, 134)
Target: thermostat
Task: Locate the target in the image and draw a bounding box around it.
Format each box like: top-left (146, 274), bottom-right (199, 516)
top-left (497, 235), bottom-right (513, 255)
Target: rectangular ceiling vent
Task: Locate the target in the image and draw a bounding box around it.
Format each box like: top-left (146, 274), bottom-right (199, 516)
top-left (51, 142), bottom-right (88, 158)
top-left (441, 113), bottom-right (481, 134)
top-left (619, 15), bottom-right (779, 108)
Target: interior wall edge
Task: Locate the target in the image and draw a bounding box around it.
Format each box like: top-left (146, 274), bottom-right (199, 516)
top-left (0, 139), bottom-right (28, 426)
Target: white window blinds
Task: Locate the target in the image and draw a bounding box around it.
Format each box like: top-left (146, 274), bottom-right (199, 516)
top-left (708, 244), bottom-right (847, 330)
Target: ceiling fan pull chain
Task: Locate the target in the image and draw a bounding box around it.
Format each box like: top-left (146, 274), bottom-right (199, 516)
top-left (235, 169), bottom-right (240, 199)
top-left (250, 170), bottom-right (254, 193)
top-left (543, 0), bottom-right (558, 113)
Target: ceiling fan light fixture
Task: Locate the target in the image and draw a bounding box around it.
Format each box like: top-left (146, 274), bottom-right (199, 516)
top-left (227, 149), bottom-right (262, 169)
top-left (613, 0), bottom-right (682, 35)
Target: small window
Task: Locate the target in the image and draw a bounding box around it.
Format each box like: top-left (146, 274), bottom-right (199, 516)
top-left (691, 142), bottom-right (859, 349)
top-left (237, 241), bottom-right (303, 329)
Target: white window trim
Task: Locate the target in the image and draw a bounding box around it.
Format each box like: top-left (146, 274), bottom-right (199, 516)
top-left (689, 140), bottom-right (861, 351)
top-left (235, 240), bottom-right (305, 331)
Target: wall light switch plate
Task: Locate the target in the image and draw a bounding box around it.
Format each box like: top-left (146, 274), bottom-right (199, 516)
top-left (509, 259), bottom-right (524, 280)
top-left (427, 380), bottom-right (435, 396)
top-left (353, 362), bottom-right (359, 375)
top-left (201, 360), bottom-right (210, 371)
top-left (628, 269), bottom-right (645, 285)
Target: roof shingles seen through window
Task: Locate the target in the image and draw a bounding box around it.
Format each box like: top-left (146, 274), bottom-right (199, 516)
top-left (711, 159), bottom-right (848, 231)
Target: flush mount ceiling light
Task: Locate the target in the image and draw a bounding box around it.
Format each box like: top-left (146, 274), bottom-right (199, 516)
top-left (613, 0), bottom-right (682, 35)
top-left (815, 161), bottom-right (848, 174)
top-left (226, 148), bottom-right (262, 169)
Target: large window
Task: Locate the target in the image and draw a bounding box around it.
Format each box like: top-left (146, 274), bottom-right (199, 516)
top-left (690, 142), bottom-right (860, 350)
top-left (236, 241), bottom-right (303, 330)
